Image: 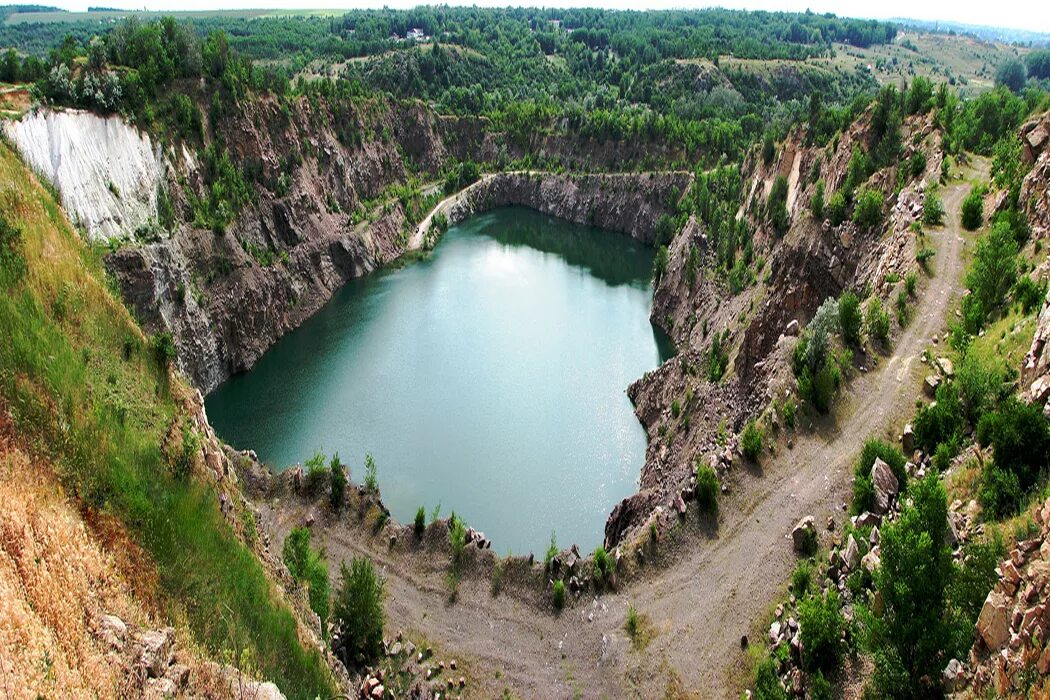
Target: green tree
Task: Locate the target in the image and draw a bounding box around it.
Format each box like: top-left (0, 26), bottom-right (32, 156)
top-left (868, 475), bottom-right (953, 697)
top-left (329, 453), bottom-right (346, 510)
top-left (810, 180), bottom-right (825, 219)
top-left (799, 589), bottom-right (844, 672)
top-left (961, 189), bottom-right (984, 230)
top-left (741, 419), bottom-right (763, 462)
top-left (334, 556), bottom-right (385, 668)
top-left (838, 290), bottom-right (862, 346)
top-left (768, 174), bottom-right (790, 234)
top-left (965, 220), bottom-right (1018, 321)
top-left (996, 58), bottom-right (1027, 93)
top-left (852, 187), bottom-right (884, 231)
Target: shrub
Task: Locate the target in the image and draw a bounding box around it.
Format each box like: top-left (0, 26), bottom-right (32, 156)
top-left (653, 245), bottom-right (669, 282)
top-left (448, 512), bottom-right (467, 569)
top-left (303, 450), bottom-right (328, 496)
top-left (913, 382), bottom-right (965, 452)
top-left (869, 476), bottom-right (953, 694)
top-left (768, 175), bottom-right (790, 234)
top-left (334, 556), bottom-right (385, 668)
top-left (552, 579), bottom-right (566, 609)
top-left (707, 330), bottom-right (729, 381)
top-left (0, 216), bottom-right (26, 285)
top-left (976, 397), bottom-right (1050, 493)
top-left (827, 191), bottom-right (847, 226)
top-left (838, 291), bottom-right (862, 346)
top-left (414, 506), bottom-right (426, 539)
top-left (797, 526), bottom-right (818, 558)
top-left (593, 546), bottom-right (612, 581)
top-left (695, 465), bottom-right (719, 513)
top-left (799, 589), bottom-right (844, 673)
top-left (791, 561), bottom-right (812, 597)
top-left (810, 672), bottom-right (833, 700)
top-left (979, 463), bottom-right (1023, 519)
top-left (905, 272), bottom-right (917, 297)
top-left (782, 397), bottom-right (797, 429)
top-left (329, 454), bottom-right (346, 510)
top-left (811, 180), bottom-right (825, 219)
top-left (282, 527), bottom-right (330, 633)
top-left (852, 187), bottom-right (884, 231)
top-left (741, 419), bottom-right (763, 462)
top-left (966, 221), bottom-right (1018, 323)
top-left (866, 298), bottom-right (890, 344)
top-left (363, 452), bottom-right (378, 492)
top-left (625, 602), bottom-right (640, 640)
top-left (544, 531), bottom-right (558, 571)
top-left (1014, 275), bottom-right (1046, 314)
top-left (153, 332), bottom-right (177, 366)
top-left (956, 346), bottom-right (1008, 423)
top-left (922, 189), bottom-right (945, 226)
top-left (858, 439), bottom-right (908, 491)
top-left (753, 656), bottom-right (787, 700)
top-left (961, 189), bottom-right (984, 230)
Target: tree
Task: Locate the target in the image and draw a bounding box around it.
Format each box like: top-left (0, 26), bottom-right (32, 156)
top-left (810, 180), bottom-right (825, 219)
top-left (768, 175), bottom-right (789, 234)
top-left (799, 589), bottom-right (844, 672)
top-left (838, 291), bottom-right (862, 346)
top-left (976, 397), bottom-right (1050, 493)
top-left (852, 187), bottom-right (883, 231)
top-left (334, 556), bottom-right (385, 668)
top-left (329, 454), bottom-right (347, 510)
top-left (965, 220), bottom-right (1018, 321)
top-left (1027, 50), bottom-right (1050, 81)
top-left (996, 58), bottom-right (1027, 93)
top-left (905, 76), bottom-right (933, 115)
top-left (960, 189), bottom-right (984, 231)
top-left (868, 475), bottom-right (953, 697)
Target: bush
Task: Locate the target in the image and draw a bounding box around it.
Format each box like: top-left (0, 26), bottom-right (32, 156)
top-left (653, 245), bottom-right (669, 282)
top-left (1014, 275), bottom-right (1046, 314)
top-left (979, 463), bottom-right (1023, 519)
top-left (966, 221), bottom-right (1018, 323)
top-left (552, 579), bottom-right (566, 609)
top-left (913, 382), bottom-right (965, 452)
top-left (448, 512), bottom-right (467, 569)
top-left (976, 397), bottom-right (1050, 492)
top-left (799, 589), bottom-right (844, 672)
top-left (363, 452), bottom-right (378, 492)
top-left (768, 175), bottom-right (790, 234)
top-left (544, 531), bottom-right (558, 571)
top-left (838, 291), bottom-right (862, 346)
top-left (695, 465), bottom-right (719, 513)
top-left (753, 656), bottom-right (787, 700)
top-left (334, 556), bottom-right (385, 668)
top-left (797, 526), bottom-right (818, 558)
top-left (329, 454), bottom-right (346, 510)
top-left (961, 189), bottom-right (984, 230)
top-left (707, 330), bottom-right (729, 381)
top-left (827, 190), bottom-right (847, 226)
top-left (414, 506), bottom-right (426, 539)
top-left (866, 298), bottom-right (890, 344)
top-left (811, 180), bottom-right (825, 219)
top-left (852, 187), bottom-right (884, 231)
top-left (0, 216), bottom-right (26, 285)
top-left (282, 527), bottom-right (330, 633)
top-left (956, 345), bottom-right (1008, 423)
top-left (791, 561), bottom-right (812, 597)
top-left (810, 672), bottom-right (833, 700)
top-left (303, 450), bottom-right (328, 496)
top-left (922, 189), bottom-right (945, 226)
top-left (857, 438), bottom-right (908, 490)
top-left (869, 476), bottom-right (953, 694)
top-left (593, 546), bottom-right (613, 582)
top-left (741, 419), bottom-right (763, 462)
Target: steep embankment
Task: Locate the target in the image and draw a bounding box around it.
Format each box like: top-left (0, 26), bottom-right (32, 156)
top-left (0, 140), bottom-right (338, 698)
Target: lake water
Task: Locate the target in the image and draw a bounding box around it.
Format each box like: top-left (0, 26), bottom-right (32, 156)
top-left (206, 206), bottom-right (671, 554)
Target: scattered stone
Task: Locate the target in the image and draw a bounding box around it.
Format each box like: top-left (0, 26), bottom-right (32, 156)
top-left (784, 319), bottom-right (800, 336)
top-left (871, 457), bottom-right (899, 515)
top-left (843, 534), bottom-right (860, 571)
top-left (902, 424), bottom-right (915, 453)
top-left (791, 516), bottom-right (816, 553)
top-left (139, 627), bottom-right (174, 678)
top-left (977, 590), bottom-right (1012, 650)
top-left (942, 658), bottom-right (967, 692)
top-left (99, 614), bottom-right (128, 650)
top-left (923, 374), bottom-right (941, 397)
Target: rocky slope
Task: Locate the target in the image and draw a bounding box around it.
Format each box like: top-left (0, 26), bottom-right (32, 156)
top-left (4, 108), bottom-right (165, 241)
top-left (604, 109), bottom-right (947, 547)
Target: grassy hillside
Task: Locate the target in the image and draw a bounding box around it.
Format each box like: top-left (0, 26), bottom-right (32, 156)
top-left (0, 140), bottom-right (334, 698)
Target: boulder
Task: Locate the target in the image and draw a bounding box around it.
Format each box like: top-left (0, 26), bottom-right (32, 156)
top-left (977, 591), bottom-right (1012, 650)
top-left (791, 516), bottom-right (816, 552)
top-left (139, 627), bottom-right (174, 678)
top-left (855, 511), bottom-right (881, 529)
top-left (902, 424), bottom-right (915, 454)
top-left (861, 550), bottom-right (881, 574)
top-left (924, 374), bottom-right (941, 397)
top-left (871, 458), bottom-right (899, 515)
top-left (942, 658), bottom-right (967, 693)
top-left (99, 614), bottom-right (127, 650)
top-left (784, 319), bottom-right (800, 336)
top-left (936, 357), bottom-right (955, 378)
top-left (843, 534), bottom-right (860, 571)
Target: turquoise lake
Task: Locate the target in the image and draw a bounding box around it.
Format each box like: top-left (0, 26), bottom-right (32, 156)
top-left (206, 206), bottom-right (671, 554)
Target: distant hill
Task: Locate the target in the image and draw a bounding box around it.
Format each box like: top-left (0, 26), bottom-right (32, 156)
top-left (0, 4), bottom-right (61, 20)
top-left (895, 18), bottom-right (1050, 46)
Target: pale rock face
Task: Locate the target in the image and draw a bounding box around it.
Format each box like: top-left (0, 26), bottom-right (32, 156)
top-left (4, 108), bottom-right (164, 241)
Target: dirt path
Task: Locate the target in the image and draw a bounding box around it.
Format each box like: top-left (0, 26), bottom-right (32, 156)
top-left (271, 169), bottom-right (981, 699)
top-left (618, 167), bottom-right (983, 697)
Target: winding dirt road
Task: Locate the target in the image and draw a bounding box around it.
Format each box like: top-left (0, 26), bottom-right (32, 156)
top-left (269, 168), bottom-right (981, 699)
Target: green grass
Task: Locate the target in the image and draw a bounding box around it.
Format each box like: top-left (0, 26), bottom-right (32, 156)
top-left (0, 143), bottom-right (334, 698)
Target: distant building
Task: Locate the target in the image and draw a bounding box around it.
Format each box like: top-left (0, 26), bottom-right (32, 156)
top-left (407, 28), bottom-right (427, 42)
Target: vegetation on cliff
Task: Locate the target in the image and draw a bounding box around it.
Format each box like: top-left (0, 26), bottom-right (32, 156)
top-left (0, 141), bottom-right (334, 697)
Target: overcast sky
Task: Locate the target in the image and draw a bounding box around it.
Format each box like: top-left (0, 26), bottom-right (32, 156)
top-left (41, 1), bottom-right (1050, 35)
